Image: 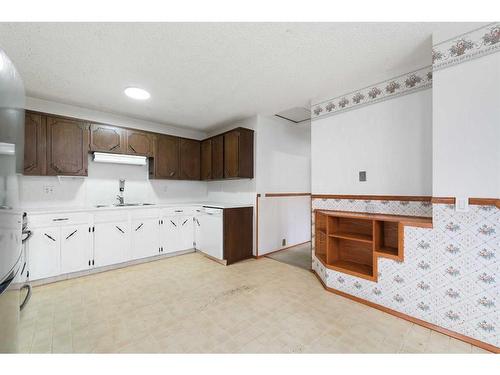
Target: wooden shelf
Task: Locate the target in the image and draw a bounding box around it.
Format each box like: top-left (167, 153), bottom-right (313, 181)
top-left (377, 246), bottom-right (398, 257)
top-left (329, 232), bottom-right (372, 243)
top-left (314, 209), bottom-right (431, 282)
top-left (330, 260), bottom-right (373, 278)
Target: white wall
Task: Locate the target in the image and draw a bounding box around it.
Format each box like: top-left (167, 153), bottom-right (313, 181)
top-left (256, 115), bottom-right (311, 193)
top-left (433, 53), bottom-right (500, 198)
top-left (312, 89), bottom-right (432, 195)
top-left (257, 195), bottom-right (311, 255)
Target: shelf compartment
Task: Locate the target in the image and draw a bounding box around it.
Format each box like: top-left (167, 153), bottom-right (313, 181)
top-left (374, 221), bottom-right (400, 258)
top-left (315, 229), bottom-right (327, 259)
top-left (327, 237), bottom-right (374, 278)
top-left (329, 216), bottom-right (373, 243)
top-left (315, 211), bottom-right (327, 232)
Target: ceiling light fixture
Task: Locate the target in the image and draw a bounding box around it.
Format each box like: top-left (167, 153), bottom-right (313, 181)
top-left (124, 87), bottom-right (150, 100)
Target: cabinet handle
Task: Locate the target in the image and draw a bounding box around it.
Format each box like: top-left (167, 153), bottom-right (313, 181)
top-left (53, 218), bottom-right (69, 222)
top-left (44, 233), bottom-right (56, 241)
top-left (115, 226), bottom-right (125, 233)
top-left (65, 229), bottom-right (78, 240)
top-left (109, 144), bottom-right (119, 151)
top-left (170, 220), bottom-right (177, 227)
top-left (88, 260), bottom-right (91, 266)
top-left (135, 223), bottom-right (144, 231)
top-left (129, 144), bottom-right (137, 153)
top-left (182, 219), bottom-right (188, 226)
top-left (195, 218), bottom-right (200, 226)
top-left (169, 171), bottom-right (175, 177)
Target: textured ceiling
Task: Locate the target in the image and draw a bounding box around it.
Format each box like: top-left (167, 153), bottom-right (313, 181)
top-left (0, 22), bottom-right (485, 131)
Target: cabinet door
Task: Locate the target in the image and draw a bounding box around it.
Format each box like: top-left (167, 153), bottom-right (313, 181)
top-left (126, 130), bottom-right (154, 157)
top-left (94, 222), bottom-right (129, 267)
top-left (89, 124), bottom-right (125, 153)
top-left (162, 217), bottom-right (180, 253)
top-left (23, 112), bottom-right (46, 175)
top-left (178, 216), bottom-right (194, 251)
top-left (46, 116), bottom-right (89, 176)
top-left (28, 227), bottom-right (60, 280)
top-left (200, 139), bottom-right (212, 180)
top-left (211, 135), bottom-right (224, 179)
top-left (60, 225), bottom-right (92, 274)
top-left (153, 135), bottom-right (180, 179)
top-left (131, 218), bottom-right (160, 260)
top-left (224, 131), bottom-right (239, 178)
top-left (179, 138), bottom-right (200, 180)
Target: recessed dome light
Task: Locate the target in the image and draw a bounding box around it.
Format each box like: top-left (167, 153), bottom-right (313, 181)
top-left (124, 87), bottom-right (150, 100)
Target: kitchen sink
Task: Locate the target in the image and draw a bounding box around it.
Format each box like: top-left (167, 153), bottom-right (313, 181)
top-left (95, 203), bottom-right (155, 208)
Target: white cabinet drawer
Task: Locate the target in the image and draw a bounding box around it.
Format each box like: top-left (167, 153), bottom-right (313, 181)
top-left (162, 206), bottom-right (197, 217)
top-left (130, 208), bottom-right (161, 220)
top-left (28, 212), bottom-right (91, 228)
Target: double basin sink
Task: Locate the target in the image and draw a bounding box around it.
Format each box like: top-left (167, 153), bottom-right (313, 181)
top-left (94, 203), bottom-right (156, 208)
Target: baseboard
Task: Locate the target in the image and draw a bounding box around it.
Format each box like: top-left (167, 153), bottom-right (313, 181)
top-left (29, 249), bottom-right (196, 287)
top-left (311, 270), bottom-right (499, 353)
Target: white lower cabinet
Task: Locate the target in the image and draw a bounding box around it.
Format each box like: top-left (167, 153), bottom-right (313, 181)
top-left (131, 217), bottom-right (161, 260)
top-left (28, 226), bottom-right (61, 281)
top-left (61, 225), bottom-right (93, 274)
top-left (162, 215), bottom-right (194, 253)
top-left (94, 221), bottom-right (130, 267)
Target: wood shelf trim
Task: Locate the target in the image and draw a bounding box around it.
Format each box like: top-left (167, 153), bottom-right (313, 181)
top-left (312, 194), bottom-right (432, 202)
top-left (315, 210), bottom-right (432, 226)
top-left (329, 232), bottom-right (373, 243)
top-left (311, 269), bottom-right (499, 353)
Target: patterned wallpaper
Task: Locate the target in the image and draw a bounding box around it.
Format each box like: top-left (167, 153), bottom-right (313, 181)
top-left (433, 22), bottom-right (500, 71)
top-left (311, 198), bottom-right (499, 348)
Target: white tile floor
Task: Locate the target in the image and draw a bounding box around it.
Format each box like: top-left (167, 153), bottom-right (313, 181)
top-left (18, 252), bottom-right (490, 353)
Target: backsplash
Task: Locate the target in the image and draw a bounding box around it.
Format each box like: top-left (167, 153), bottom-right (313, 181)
top-left (18, 156), bottom-right (208, 208)
top-left (311, 198), bottom-right (499, 348)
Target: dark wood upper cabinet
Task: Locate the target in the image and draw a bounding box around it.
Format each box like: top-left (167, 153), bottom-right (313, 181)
top-left (224, 128), bottom-right (253, 179)
top-left (126, 130), bottom-right (154, 157)
top-left (151, 134), bottom-right (180, 179)
top-left (179, 138), bottom-right (201, 180)
top-left (46, 116), bottom-right (89, 176)
top-left (24, 112), bottom-right (47, 175)
top-left (200, 139), bottom-right (212, 180)
top-left (89, 124), bottom-right (125, 153)
top-left (211, 135), bottom-right (224, 180)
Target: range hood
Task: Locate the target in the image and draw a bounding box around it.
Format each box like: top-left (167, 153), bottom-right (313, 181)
top-left (93, 152), bottom-right (147, 166)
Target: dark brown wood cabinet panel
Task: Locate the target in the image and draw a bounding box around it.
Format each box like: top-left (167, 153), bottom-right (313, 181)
top-left (23, 112), bottom-right (47, 175)
top-left (224, 128), bottom-right (253, 179)
top-left (211, 135), bottom-right (224, 179)
top-left (223, 207), bottom-right (253, 265)
top-left (89, 124), bottom-right (125, 153)
top-left (200, 139), bottom-right (212, 180)
top-left (152, 134), bottom-right (180, 179)
top-left (179, 138), bottom-right (201, 180)
top-left (46, 116), bottom-right (89, 176)
top-left (126, 130), bottom-right (154, 157)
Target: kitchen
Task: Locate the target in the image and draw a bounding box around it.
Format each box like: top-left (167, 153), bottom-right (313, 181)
top-left (0, 5), bottom-right (499, 371)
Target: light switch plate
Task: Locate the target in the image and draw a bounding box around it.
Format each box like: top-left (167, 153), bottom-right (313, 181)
top-left (455, 197), bottom-right (469, 212)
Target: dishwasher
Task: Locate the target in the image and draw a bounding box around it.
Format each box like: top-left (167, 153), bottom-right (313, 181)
top-left (195, 206), bottom-right (224, 261)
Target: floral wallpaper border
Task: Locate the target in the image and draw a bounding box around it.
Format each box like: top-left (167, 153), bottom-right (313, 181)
top-left (311, 198), bottom-right (499, 348)
top-left (311, 65), bottom-right (432, 121)
top-left (433, 22), bottom-right (500, 71)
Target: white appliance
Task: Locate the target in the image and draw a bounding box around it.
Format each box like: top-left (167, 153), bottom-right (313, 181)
top-left (195, 206), bottom-right (223, 261)
top-left (93, 152), bottom-right (147, 166)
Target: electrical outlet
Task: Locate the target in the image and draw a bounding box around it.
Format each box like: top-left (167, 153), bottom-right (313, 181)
top-left (359, 171), bottom-right (367, 182)
top-left (455, 197), bottom-right (469, 212)
top-left (43, 185), bottom-right (54, 194)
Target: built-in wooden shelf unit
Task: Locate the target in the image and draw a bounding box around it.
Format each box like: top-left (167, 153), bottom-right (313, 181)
top-left (314, 210), bottom-right (432, 281)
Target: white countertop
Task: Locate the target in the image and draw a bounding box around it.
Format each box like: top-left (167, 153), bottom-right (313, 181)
top-left (22, 201), bottom-right (254, 215)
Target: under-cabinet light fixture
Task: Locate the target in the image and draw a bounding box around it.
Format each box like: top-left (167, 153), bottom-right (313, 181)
top-left (93, 152), bottom-right (147, 166)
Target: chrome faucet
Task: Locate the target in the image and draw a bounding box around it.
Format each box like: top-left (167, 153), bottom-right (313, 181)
top-left (116, 195), bottom-right (124, 205)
